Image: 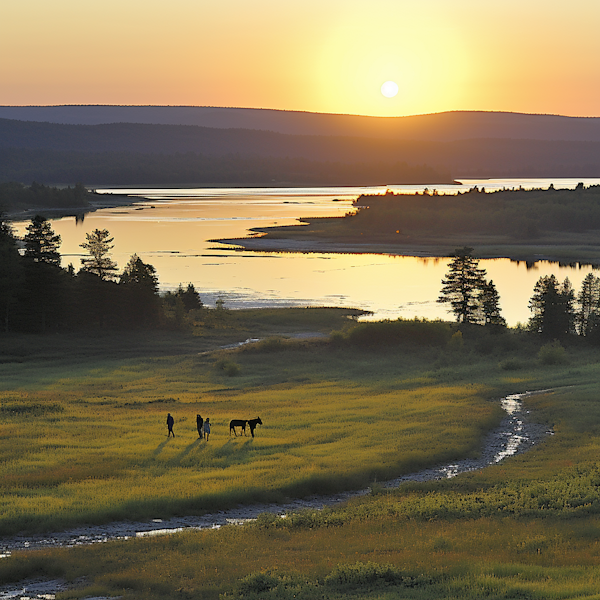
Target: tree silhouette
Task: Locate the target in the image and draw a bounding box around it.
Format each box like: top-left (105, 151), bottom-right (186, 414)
top-left (437, 247), bottom-right (487, 323)
top-left (528, 275), bottom-right (575, 338)
top-left (23, 215), bottom-right (61, 266)
top-left (480, 279), bottom-right (506, 327)
top-left (119, 254), bottom-right (160, 327)
top-left (576, 273), bottom-right (600, 336)
top-left (80, 229), bottom-right (118, 280)
top-left (176, 283), bottom-right (203, 311)
top-left (0, 216), bottom-right (22, 332)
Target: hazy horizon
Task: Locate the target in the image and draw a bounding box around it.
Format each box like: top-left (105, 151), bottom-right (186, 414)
top-left (3, 1), bottom-right (599, 118)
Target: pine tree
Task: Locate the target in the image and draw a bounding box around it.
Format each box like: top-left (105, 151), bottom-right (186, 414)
top-left (176, 283), bottom-right (203, 311)
top-left (119, 254), bottom-right (160, 327)
top-left (437, 247), bottom-right (487, 323)
top-left (80, 229), bottom-right (118, 280)
top-left (0, 216), bottom-right (22, 332)
top-left (480, 279), bottom-right (506, 327)
top-left (528, 275), bottom-right (575, 337)
top-left (119, 254), bottom-right (158, 292)
top-left (576, 273), bottom-right (600, 336)
top-left (23, 215), bottom-right (61, 266)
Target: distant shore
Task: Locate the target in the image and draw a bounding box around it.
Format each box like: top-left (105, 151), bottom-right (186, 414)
top-left (216, 232), bottom-right (600, 265)
top-left (6, 192), bottom-right (143, 222)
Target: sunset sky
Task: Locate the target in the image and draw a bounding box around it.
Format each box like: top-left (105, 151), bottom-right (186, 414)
top-left (2, 0), bottom-right (599, 117)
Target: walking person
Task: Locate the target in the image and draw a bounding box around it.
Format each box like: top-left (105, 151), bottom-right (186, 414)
top-left (203, 417), bottom-right (211, 441)
top-left (166, 413), bottom-right (175, 437)
top-left (196, 414), bottom-right (204, 439)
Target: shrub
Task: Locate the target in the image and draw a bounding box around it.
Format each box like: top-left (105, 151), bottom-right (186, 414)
top-left (214, 358), bottom-right (240, 376)
top-left (538, 340), bottom-right (568, 365)
top-left (447, 330), bottom-right (464, 350)
top-left (344, 318), bottom-right (453, 348)
top-left (238, 572), bottom-right (280, 595)
top-left (499, 357), bottom-right (523, 371)
top-left (324, 561), bottom-right (406, 588)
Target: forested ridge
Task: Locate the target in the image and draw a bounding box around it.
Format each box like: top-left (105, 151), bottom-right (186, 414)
top-left (1, 117), bottom-right (600, 184)
top-left (0, 149), bottom-right (450, 188)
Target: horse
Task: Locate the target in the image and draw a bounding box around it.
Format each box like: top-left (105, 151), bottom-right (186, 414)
top-left (248, 417), bottom-right (262, 438)
top-left (229, 419), bottom-right (248, 436)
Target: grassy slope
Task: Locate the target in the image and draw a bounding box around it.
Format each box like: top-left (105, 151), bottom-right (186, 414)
top-left (2, 316), bottom-right (600, 598)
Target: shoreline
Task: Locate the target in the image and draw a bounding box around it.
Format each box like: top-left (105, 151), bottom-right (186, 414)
top-left (5, 192), bottom-right (145, 222)
top-left (215, 235), bottom-right (600, 265)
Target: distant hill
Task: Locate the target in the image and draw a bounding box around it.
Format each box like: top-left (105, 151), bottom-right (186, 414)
top-left (1, 105), bottom-right (600, 142)
top-left (0, 107), bottom-right (599, 184)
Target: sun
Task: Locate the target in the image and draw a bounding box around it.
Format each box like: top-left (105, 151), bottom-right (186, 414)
top-left (381, 81), bottom-right (399, 98)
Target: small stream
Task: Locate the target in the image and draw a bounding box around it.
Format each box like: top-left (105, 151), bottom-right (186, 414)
top-left (0, 390), bottom-right (552, 599)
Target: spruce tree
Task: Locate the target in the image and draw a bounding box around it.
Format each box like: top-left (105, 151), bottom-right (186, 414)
top-left (576, 273), bottom-right (600, 336)
top-left (23, 215), bottom-right (61, 266)
top-left (437, 247), bottom-right (487, 323)
top-left (80, 228), bottom-right (118, 280)
top-left (528, 275), bottom-right (575, 337)
top-left (480, 279), bottom-right (506, 327)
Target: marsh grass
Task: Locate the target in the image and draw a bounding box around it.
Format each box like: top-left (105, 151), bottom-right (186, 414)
top-left (4, 317), bottom-right (600, 598)
top-left (0, 339), bottom-right (504, 534)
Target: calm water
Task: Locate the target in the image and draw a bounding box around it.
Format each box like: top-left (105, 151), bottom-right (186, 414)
top-left (12, 179), bottom-right (600, 326)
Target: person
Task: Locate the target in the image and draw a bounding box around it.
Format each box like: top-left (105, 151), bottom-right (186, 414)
top-left (196, 414), bottom-right (204, 439)
top-left (203, 417), bottom-right (211, 441)
top-left (166, 413), bottom-right (175, 437)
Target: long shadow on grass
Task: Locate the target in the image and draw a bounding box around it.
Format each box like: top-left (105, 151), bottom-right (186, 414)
top-left (153, 439), bottom-right (170, 456)
top-left (169, 439), bottom-right (203, 465)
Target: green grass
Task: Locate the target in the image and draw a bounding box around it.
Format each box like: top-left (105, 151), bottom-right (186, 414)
top-left (3, 315), bottom-right (600, 598)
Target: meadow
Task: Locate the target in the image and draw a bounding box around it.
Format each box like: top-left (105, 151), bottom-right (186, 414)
top-left (2, 311), bottom-right (600, 598)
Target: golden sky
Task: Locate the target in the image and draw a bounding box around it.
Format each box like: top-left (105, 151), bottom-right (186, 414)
top-left (2, 0), bottom-right (599, 117)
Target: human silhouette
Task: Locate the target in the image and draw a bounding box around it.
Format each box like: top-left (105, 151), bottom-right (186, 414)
top-left (167, 413), bottom-right (175, 437)
top-left (203, 417), bottom-right (211, 441)
top-left (197, 414), bottom-right (204, 439)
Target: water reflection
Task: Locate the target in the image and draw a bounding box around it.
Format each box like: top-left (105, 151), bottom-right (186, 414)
top-left (11, 184), bottom-right (600, 326)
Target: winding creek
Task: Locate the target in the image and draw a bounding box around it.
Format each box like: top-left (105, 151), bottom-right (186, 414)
top-left (0, 391), bottom-right (552, 598)
top-left (0, 390), bottom-right (552, 600)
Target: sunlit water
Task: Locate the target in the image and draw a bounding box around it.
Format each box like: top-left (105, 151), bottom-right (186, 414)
top-left (11, 179), bottom-right (600, 326)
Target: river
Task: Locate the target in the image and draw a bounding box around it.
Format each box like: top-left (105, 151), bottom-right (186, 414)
top-left (11, 178), bottom-right (600, 326)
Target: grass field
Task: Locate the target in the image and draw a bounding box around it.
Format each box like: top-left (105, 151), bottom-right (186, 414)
top-left (2, 312), bottom-right (600, 598)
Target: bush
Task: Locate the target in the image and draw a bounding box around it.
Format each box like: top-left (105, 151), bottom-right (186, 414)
top-left (214, 358), bottom-right (240, 376)
top-left (499, 357), bottom-right (523, 371)
top-left (538, 340), bottom-right (568, 365)
top-left (344, 318), bottom-right (453, 348)
top-left (324, 561), bottom-right (406, 588)
top-left (238, 572), bottom-right (280, 595)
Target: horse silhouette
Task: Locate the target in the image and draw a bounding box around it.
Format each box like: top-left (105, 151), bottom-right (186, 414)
top-left (248, 417), bottom-right (262, 438)
top-left (229, 419), bottom-right (248, 436)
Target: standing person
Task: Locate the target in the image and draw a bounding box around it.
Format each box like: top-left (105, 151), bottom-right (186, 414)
top-left (203, 417), bottom-right (211, 441)
top-left (196, 414), bottom-right (204, 439)
top-left (167, 413), bottom-right (175, 437)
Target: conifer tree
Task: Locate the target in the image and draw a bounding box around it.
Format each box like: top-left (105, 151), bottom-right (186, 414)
top-left (576, 273), bottom-right (600, 336)
top-left (23, 215), bottom-right (61, 266)
top-left (480, 279), bottom-right (506, 327)
top-left (80, 228), bottom-right (118, 280)
top-left (437, 247), bottom-right (487, 323)
top-left (528, 275), bottom-right (575, 337)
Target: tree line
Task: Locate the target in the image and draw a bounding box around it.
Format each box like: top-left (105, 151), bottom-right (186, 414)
top-left (0, 150), bottom-right (450, 188)
top-left (438, 246), bottom-right (600, 341)
top-left (352, 185), bottom-right (600, 240)
top-left (0, 215), bottom-right (203, 333)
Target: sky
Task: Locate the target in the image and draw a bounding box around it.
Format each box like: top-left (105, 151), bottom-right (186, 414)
top-left (2, 0), bottom-right (600, 117)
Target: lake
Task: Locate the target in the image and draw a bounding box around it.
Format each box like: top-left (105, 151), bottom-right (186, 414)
top-left (12, 178), bottom-right (600, 326)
